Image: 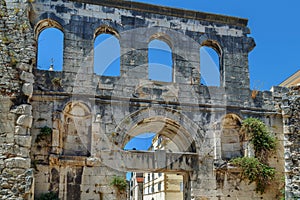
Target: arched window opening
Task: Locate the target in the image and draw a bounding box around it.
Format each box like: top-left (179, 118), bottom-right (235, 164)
top-left (221, 114), bottom-right (242, 160)
top-left (62, 102), bottom-right (91, 156)
top-left (148, 39), bottom-right (173, 82)
top-left (200, 46), bottom-right (220, 86)
top-left (94, 33), bottom-right (120, 76)
top-left (37, 27), bottom-right (63, 71)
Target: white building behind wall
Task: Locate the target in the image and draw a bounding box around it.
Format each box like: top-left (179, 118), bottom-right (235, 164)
top-left (143, 135), bottom-right (183, 200)
top-left (129, 172), bottom-right (144, 200)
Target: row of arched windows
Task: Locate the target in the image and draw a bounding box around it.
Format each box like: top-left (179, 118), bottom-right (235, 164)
top-left (37, 27), bottom-right (220, 86)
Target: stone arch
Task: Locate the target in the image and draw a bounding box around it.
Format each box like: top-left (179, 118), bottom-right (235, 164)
top-left (34, 19), bottom-right (63, 40)
top-left (201, 40), bottom-right (223, 57)
top-left (115, 107), bottom-right (203, 154)
top-left (113, 107), bottom-right (201, 200)
top-left (94, 25), bottom-right (120, 39)
top-left (220, 113), bottom-right (243, 160)
top-left (148, 32), bottom-right (173, 50)
top-left (61, 101), bottom-right (92, 156)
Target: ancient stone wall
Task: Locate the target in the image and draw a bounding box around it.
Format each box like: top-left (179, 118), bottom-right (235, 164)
top-left (0, 0), bottom-right (35, 199)
top-left (28, 1), bottom-right (285, 200)
top-left (0, 0), bottom-right (298, 199)
top-left (282, 86), bottom-right (300, 199)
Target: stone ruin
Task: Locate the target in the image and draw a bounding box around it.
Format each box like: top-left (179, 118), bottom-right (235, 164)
top-left (0, 0), bottom-right (299, 199)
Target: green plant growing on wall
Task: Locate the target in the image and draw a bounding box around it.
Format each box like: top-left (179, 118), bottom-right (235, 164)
top-left (36, 126), bottom-right (52, 142)
top-left (110, 176), bottom-right (127, 192)
top-left (40, 126), bottom-right (52, 136)
top-left (241, 117), bottom-right (276, 161)
top-left (231, 117), bottom-right (277, 194)
top-left (231, 157), bottom-right (275, 194)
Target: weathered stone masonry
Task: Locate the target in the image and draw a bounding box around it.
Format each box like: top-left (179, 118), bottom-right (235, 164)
top-left (281, 86), bottom-right (300, 199)
top-left (0, 0), bottom-right (299, 199)
top-left (0, 0), bottom-right (35, 199)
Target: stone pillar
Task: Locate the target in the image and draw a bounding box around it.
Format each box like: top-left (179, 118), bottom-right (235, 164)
top-left (282, 87), bottom-right (300, 199)
top-left (120, 30), bottom-right (148, 81)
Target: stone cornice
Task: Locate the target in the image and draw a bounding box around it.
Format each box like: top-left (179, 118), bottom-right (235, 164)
top-left (69, 0), bottom-right (248, 27)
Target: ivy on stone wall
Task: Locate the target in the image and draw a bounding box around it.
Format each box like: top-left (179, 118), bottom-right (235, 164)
top-left (241, 117), bottom-right (276, 162)
top-left (231, 117), bottom-right (277, 194)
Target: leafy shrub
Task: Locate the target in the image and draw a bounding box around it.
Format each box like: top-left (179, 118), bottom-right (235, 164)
top-left (40, 126), bottom-right (52, 136)
top-left (241, 117), bottom-right (276, 161)
top-left (110, 176), bottom-right (127, 191)
top-left (230, 118), bottom-right (277, 194)
top-left (231, 157), bottom-right (275, 194)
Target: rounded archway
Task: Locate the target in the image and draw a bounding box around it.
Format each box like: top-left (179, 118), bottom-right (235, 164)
top-left (122, 116), bottom-right (196, 153)
top-left (118, 109), bottom-right (200, 200)
top-left (61, 102), bottom-right (92, 156)
top-left (220, 113), bottom-right (243, 160)
top-left (114, 107), bottom-right (203, 154)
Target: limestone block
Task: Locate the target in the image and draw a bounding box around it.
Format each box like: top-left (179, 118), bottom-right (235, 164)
top-left (16, 115), bottom-right (33, 128)
top-left (15, 126), bottom-right (28, 135)
top-left (6, 133), bottom-right (14, 143)
top-left (16, 146), bottom-right (30, 158)
top-left (22, 83), bottom-right (33, 96)
top-left (0, 98), bottom-right (13, 112)
top-left (14, 135), bottom-right (31, 148)
top-left (10, 104), bottom-right (32, 115)
top-left (17, 63), bottom-right (31, 72)
top-left (20, 71), bottom-right (34, 83)
top-left (0, 120), bottom-right (14, 133)
top-left (4, 157), bottom-right (31, 169)
top-left (52, 129), bottom-right (60, 147)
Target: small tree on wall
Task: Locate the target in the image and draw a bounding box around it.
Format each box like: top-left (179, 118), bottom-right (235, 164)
top-left (110, 176), bottom-right (127, 192)
top-left (231, 117), bottom-right (277, 194)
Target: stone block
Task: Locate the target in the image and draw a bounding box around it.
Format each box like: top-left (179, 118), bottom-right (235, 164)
top-left (10, 104), bottom-right (32, 115)
top-left (0, 121), bottom-right (14, 134)
top-left (20, 71), bottom-right (34, 83)
top-left (14, 135), bottom-right (31, 148)
top-left (22, 83), bottom-right (33, 96)
top-left (4, 157), bottom-right (31, 169)
top-left (15, 126), bottom-right (28, 135)
top-left (16, 115), bottom-right (33, 128)
top-left (52, 129), bottom-right (60, 147)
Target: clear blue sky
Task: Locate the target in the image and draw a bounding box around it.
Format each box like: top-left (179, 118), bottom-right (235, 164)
top-left (132, 0), bottom-right (300, 90)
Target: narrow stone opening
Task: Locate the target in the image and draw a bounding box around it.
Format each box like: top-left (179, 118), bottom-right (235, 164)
top-left (94, 33), bottom-right (120, 76)
top-left (200, 46), bottom-right (220, 86)
top-left (37, 27), bottom-right (63, 71)
top-left (148, 39), bottom-right (173, 82)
